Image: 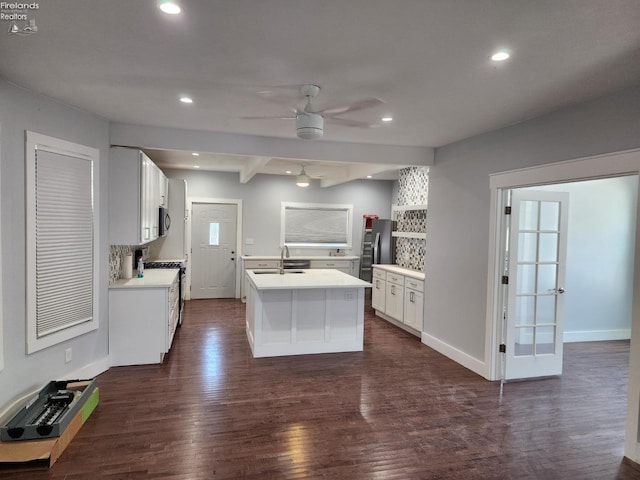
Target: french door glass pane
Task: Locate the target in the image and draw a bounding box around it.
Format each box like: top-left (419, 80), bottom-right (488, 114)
top-left (538, 233), bottom-right (558, 262)
top-left (515, 295), bottom-right (535, 325)
top-left (515, 327), bottom-right (534, 356)
top-left (540, 201), bottom-right (560, 231)
top-left (536, 295), bottom-right (556, 325)
top-left (517, 264), bottom-right (536, 294)
top-left (517, 232), bottom-right (538, 262)
top-left (535, 326), bottom-right (556, 354)
top-left (537, 264), bottom-right (557, 293)
top-left (519, 201), bottom-right (539, 230)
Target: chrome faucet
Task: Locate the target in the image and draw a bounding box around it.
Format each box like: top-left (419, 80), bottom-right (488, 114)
top-left (279, 245), bottom-right (290, 274)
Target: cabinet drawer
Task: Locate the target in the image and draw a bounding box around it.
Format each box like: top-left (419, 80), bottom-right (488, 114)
top-left (405, 278), bottom-right (424, 292)
top-left (386, 272), bottom-right (404, 285)
top-left (373, 269), bottom-right (386, 280)
top-left (244, 260), bottom-right (279, 269)
top-left (310, 260), bottom-right (350, 269)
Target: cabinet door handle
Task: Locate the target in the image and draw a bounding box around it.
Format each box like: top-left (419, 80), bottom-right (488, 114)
top-left (391, 285), bottom-right (395, 295)
top-left (410, 291), bottom-right (415, 303)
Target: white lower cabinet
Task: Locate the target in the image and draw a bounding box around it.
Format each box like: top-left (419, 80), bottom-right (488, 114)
top-left (109, 272), bottom-right (179, 366)
top-left (372, 266), bottom-right (424, 336)
top-left (385, 273), bottom-right (404, 321)
top-left (371, 269), bottom-right (386, 312)
top-left (404, 279), bottom-right (424, 331)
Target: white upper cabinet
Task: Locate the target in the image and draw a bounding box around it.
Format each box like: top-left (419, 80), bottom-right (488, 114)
top-left (109, 147), bottom-right (165, 245)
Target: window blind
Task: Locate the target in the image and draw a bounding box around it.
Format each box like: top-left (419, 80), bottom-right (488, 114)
top-left (35, 149), bottom-right (94, 337)
top-left (282, 203), bottom-right (352, 247)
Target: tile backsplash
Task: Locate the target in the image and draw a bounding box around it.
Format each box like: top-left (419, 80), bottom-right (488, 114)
top-left (395, 166), bottom-right (429, 272)
top-left (109, 245), bottom-right (135, 284)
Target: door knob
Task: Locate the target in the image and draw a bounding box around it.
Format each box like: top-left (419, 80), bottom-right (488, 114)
top-left (557, 287), bottom-right (565, 294)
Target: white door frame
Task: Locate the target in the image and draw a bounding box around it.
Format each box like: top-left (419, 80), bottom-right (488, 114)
top-left (186, 197), bottom-right (243, 300)
top-left (484, 147), bottom-right (640, 461)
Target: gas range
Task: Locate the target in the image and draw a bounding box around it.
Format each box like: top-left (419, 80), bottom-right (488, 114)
top-left (144, 259), bottom-right (186, 326)
top-left (145, 261), bottom-right (184, 269)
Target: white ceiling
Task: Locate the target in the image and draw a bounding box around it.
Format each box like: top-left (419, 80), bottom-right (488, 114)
top-left (2, 0), bottom-right (640, 184)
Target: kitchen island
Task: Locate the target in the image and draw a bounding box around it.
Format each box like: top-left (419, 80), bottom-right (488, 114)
top-left (245, 269), bottom-right (371, 358)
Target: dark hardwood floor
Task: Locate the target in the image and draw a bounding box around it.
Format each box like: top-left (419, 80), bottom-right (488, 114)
top-left (3, 298), bottom-right (639, 479)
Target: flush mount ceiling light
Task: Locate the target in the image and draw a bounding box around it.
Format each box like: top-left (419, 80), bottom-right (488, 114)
top-left (193, 165), bottom-right (200, 169)
top-left (491, 49), bottom-right (510, 62)
top-left (296, 166), bottom-right (310, 187)
top-left (159, 0), bottom-right (181, 14)
top-left (381, 116), bottom-right (393, 122)
top-left (191, 152), bottom-right (199, 156)
top-left (180, 96), bottom-right (193, 104)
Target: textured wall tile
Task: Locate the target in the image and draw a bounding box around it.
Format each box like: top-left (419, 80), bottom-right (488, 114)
top-left (109, 245), bottom-right (136, 284)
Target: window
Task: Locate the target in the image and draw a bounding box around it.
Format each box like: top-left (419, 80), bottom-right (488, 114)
top-left (209, 222), bottom-right (220, 246)
top-left (25, 132), bottom-right (100, 354)
top-left (281, 202), bottom-right (353, 248)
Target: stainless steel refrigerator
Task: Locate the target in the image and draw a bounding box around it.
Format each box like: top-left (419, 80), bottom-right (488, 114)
top-left (370, 219), bottom-right (396, 265)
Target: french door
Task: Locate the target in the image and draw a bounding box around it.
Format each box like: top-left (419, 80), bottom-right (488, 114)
top-left (504, 190), bottom-right (569, 380)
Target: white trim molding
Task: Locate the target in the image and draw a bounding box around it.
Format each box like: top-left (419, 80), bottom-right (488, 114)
top-left (421, 332), bottom-right (486, 378)
top-left (186, 197), bottom-right (243, 299)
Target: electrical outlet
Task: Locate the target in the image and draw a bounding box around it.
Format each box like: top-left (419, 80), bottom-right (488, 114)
top-left (65, 348), bottom-right (72, 363)
top-left (344, 291), bottom-right (354, 300)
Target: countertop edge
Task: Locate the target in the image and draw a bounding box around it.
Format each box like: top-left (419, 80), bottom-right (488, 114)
top-left (372, 264), bottom-right (425, 280)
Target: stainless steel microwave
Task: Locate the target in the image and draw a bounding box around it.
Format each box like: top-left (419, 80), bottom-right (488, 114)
top-left (159, 206), bottom-right (171, 237)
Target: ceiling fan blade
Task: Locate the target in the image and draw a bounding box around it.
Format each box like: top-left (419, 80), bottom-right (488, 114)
top-left (325, 117), bottom-right (378, 128)
top-left (238, 115), bottom-right (295, 120)
top-left (315, 97), bottom-right (384, 116)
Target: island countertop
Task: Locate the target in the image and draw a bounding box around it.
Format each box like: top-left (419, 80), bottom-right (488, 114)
top-left (247, 268), bottom-right (371, 290)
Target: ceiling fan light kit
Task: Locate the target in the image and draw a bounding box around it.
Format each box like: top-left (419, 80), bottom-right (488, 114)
top-left (296, 166), bottom-right (310, 187)
top-left (296, 112), bottom-right (324, 139)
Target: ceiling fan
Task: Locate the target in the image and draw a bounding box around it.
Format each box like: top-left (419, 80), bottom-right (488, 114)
top-left (240, 84), bottom-right (384, 140)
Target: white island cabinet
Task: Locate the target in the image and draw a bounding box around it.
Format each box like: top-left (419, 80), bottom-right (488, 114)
top-left (109, 269), bottom-right (180, 366)
top-left (245, 269), bottom-right (371, 358)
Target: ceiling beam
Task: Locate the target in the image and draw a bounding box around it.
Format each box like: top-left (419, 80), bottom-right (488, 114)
top-left (110, 122), bottom-right (434, 167)
top-left (239, 156), bottom-right (271, 183)
top-left (320, 164), bottom-right (408, 188)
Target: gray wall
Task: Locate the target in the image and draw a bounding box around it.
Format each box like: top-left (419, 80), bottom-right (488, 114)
top-left (0, 80), bottom-right (110, 409)
top-left (164, 169), bottom-right (394, 257)
top-left (426, 83), bottom-right (640, 362)
top-left (526, 176), bottom-right (637, 340)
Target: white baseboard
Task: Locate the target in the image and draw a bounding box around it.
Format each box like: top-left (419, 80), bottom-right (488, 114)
top-left (421, 332), bottom-right (486, 378)
top-left (563, 329), bottom-right (631, 343)
top-left (63, 355), bottom-right (111, 380)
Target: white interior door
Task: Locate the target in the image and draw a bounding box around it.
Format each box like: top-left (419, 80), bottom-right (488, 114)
top-left (504, 190), bottom-right (569, 380)
top-left (191, 203), bottom-right (237, 299)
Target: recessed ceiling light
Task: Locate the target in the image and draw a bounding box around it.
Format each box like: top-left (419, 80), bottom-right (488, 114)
top-left (159, 1), bottom-right (181, 14)
top-left (366, 175), bottom-right (373, 179)
top-left (193, 165), bottom-right (200, 169)
top-left (180, 96), bottom-right (193, 104)
top-left (381, 117), bottom-right (393, 122)
top-left (491, 50), bottom-right (510, 62)
top-left (285, 170), bottom-right (292, 174)
top-left (191, 152), bottom-right (199, 156)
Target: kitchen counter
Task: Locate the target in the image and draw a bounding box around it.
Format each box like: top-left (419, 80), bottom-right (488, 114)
top-left (241, 254), bottom-right (359, 260)
top-left (371, 264), bottom-right (425, 281)
top-left (109, 269), bottom-right (179, 289)
top-left (246, 268), bottom-right (370, 290)
top-left (245, 269), bottom-right (369, 358)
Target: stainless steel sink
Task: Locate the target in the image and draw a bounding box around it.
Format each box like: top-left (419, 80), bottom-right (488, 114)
top-left (253, 269), bottom-right (306, 274)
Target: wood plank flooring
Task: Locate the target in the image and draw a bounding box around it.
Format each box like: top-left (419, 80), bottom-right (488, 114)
top-left (2, 298), bottom-right (639, 479)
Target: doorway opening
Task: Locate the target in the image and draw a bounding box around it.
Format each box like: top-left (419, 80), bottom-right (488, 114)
top-left (484, 147), bottom-right (640, 460)
top-left (186, 197), bottom-right (243, 299)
